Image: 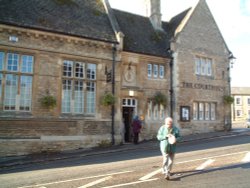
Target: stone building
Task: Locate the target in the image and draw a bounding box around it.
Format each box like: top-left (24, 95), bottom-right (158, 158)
top-left (231, 87), bottom-right (250, 123)
top-left (0, 0), bottom-right (232, 156)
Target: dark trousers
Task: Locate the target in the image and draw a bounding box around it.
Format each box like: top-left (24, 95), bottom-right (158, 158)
top-left (133, 132), bottom-right (139, 144)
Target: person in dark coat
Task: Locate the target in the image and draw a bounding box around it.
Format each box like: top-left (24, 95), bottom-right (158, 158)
top-left (132, 115), bottom-right (142, 144)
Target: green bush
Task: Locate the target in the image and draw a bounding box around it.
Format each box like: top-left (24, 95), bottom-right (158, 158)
top-left (101, 93), bottom-right (115, 106)
top-left (40, 95), bottom-right (57, 108)
top-left (153, 92), bottom-right (167, 106)
top-left (223, 95), bottom-right (234, 104)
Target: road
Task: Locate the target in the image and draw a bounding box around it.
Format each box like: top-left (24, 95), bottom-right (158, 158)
top-left (0, 130), bottom-right (250, 188)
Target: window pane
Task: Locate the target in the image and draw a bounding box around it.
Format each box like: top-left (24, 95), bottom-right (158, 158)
top-left (147, 101), bottom-right (152, 119)
top-left (62, 80), bottom-right (72, 113)
top-left (74, 80), bottom-right (84, 113)
top-left (0, 52), bottom-right (4, 71)
top-left (86, 82), bottom-right (95, 113)
top-left (63, 60), bottom-right (73, 77)
top-left (159, 65), bottom-right (164, 78)
top-left (193, 102), bottom-right (198, 120)
top-left (201, 58), bottom-right (206, 75)
top-left (154, 105), bottom-right (158, 119)
top-left (20, 76), bottom-right (32, 111)
top-left (153, 64), bottom-right (158, 78)
top-left (205, 103), bottom-right (210, 120)
top-left (4, 74), bottom-right (18, 111)
top-left (211, 103), bottom-right (216, 120)
top-left (21, 55), bottom-right (34, 73)
top-left (7, 53), bottom-right (19, 71)
top-left (148, 64), bottom-right (152, 77)
top-left (75, 62), bottom-right (84, 78)
top-left (199, 103), bottom-right (204, 120)
top-left (87, 64), bottom-right (96, 80)
top-left (207, 59), bottom-right (212, 76)
top-left (195, 57), bottom-right (201, 75)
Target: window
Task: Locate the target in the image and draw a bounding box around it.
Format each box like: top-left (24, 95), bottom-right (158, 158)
top-left (62, 60), bottom-right (96, 114)
top-left (153, 105), bottom-right (158, 120)
top-left (159, 65), bottom-right (164, 78)
top-left (236, 110), bottom-right (242, 117)
top-left (147, 64), bottom-right (165, 79)
top-left (193, 102), bottom-right (198, 120)
top-left (147, 64), bottom-right (152, 77)
top-left (0, 51), bottom-right (33, 112)
top-left (193, 102), bottom-right (216, 121)
top-left (236, 97), bottom-right (241, 105)
top-left (147, 101), bottom-right (152, 119)
top-left (199, 103), bottom-right (204, 120)
top-left (153, 65), bottom-right (158, 78)
top-left (205, 103), bottom-right (210, 120)
top-left (195, 56), bottom-right (213, 76)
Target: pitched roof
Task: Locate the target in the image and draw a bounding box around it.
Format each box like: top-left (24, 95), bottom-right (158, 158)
top-left (113, 9), bottom-right (171, 57)
top-left (167, 8), bottom-right (192, 39)
top-left (0, 0), bottom-right (117, 43)
top-left (231, 87), bottom-right (250, 95)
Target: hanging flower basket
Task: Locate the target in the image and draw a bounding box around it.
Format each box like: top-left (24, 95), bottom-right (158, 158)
top-left (223, 95), bottom-right (234, 105)
top-left (153, 92), bottom-right (167, 106)
top-left (101, 93), bottom-right (116, 106)
top-left (40, 91), bottom-right (57, 109)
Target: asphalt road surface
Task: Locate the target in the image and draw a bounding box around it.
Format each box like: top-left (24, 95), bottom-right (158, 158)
top-left (0, 131), bottom-right (250, 188)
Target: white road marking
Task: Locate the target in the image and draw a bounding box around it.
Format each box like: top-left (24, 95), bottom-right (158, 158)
top-left (78, 176), bottom-right (112, 188)
top-left (17, 171), bottom-right (132, 188)
top-left (139, 151), bottom-right (249, 180)
top-left (242, 152), bottom-right (250, 163)
top-left (196, 159), bottom-right (215, 170)
top-left (176, 150), bottom-right (248, 164)
top-left (101, 178), bottom-right (159, 188)
top-left (139, 169), bottom-right (162, 181)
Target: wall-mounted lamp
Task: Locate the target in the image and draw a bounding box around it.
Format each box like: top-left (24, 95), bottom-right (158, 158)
top-left (129, 90), bottom-right (134, 97)
top-left (228, 52), bottom-right (236, 68)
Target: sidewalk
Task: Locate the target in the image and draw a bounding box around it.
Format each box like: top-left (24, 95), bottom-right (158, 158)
top-left (0, 129), bottom-right (247, 170)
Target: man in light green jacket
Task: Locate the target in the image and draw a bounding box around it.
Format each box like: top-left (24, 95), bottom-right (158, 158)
top-left (157, 117), bottom-right (181, 180)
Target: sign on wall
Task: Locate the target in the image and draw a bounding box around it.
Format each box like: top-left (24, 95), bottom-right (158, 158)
top-left (180, 106), bottom-right (190, 121)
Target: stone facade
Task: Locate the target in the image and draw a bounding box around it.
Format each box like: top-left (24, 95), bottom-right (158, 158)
top-left (171, 1), bottom-right (231, 135)
top-left (0, 0), bottom-right (232, 156)
top-left (231, 87), bottom-right (250, 122)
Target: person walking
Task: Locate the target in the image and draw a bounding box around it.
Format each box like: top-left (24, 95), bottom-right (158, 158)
top-left (131, 115), bottom-right (142, 144)
top-left (157, 117), bottom-right (181, 180)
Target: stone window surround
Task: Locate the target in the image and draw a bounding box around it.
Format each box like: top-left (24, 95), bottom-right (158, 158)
top-left (0, 50), bottom-right (33, 112)
top-left (147, 63), bottom-right (165, 79)
top-left (61, 59), bottom-right (96, 114)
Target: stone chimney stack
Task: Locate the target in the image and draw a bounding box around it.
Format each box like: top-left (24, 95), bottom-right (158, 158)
top-left (147, 0), bottom-right (162, 30)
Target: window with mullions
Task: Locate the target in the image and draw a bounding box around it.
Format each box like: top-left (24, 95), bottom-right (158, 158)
top-left (195, 56), bottom-right (213, 76)
top-left (62, 60), bottom-right (96, 114)
top-left (193, 102), bottom-right (216, 121)
top-left (147, 63), bottom-right (165, 79)
top-left (0, 51), bottom-right (33, 112)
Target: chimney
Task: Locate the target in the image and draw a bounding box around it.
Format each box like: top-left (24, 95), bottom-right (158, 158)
top-left (147, 0), bottom-right (162, 30)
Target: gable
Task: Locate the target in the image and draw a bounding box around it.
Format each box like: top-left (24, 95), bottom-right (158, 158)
top-left (174, 0), bottom-right (229, 56)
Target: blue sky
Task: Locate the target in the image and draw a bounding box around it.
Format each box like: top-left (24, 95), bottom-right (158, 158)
top-left (109, 0), bottom-right (250, 87)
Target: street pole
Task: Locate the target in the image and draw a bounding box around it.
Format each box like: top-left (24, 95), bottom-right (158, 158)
top-left (111, 44), bottom-right (116, 145)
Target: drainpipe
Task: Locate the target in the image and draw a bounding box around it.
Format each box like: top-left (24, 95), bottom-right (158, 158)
top-left (169, 50), bottom-right (174, 118)
top-left (111, 44), bottom-right (116, 145)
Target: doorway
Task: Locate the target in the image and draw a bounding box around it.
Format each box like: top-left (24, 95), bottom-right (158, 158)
top-left (122, 107), bottom-right (134, 142)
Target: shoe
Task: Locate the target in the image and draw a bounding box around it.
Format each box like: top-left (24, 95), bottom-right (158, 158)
top-left (164, 175), bottom-right (170, 180)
